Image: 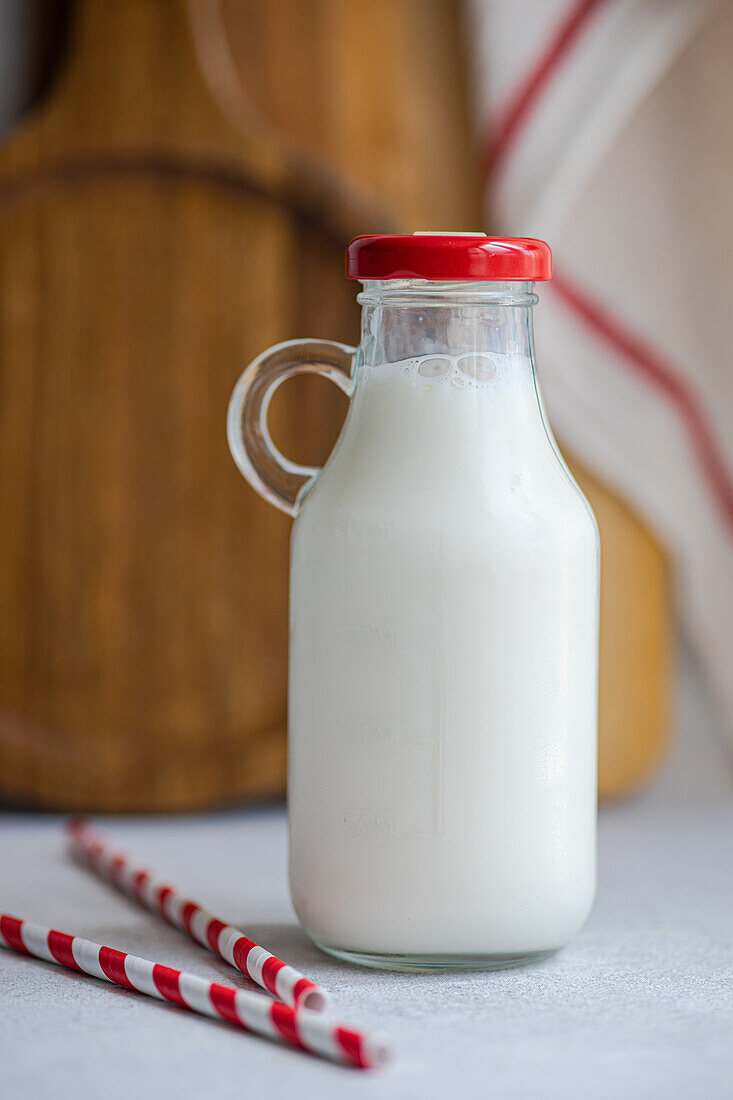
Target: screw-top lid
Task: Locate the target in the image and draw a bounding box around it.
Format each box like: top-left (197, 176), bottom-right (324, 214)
top-left (346, 232), bottom-right (552, 282)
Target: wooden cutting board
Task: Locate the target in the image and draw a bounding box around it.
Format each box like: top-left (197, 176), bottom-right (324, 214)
top-left (0, 0), bottom-right (369, 810)
top-left (0, 0), bottom-right (669, 808)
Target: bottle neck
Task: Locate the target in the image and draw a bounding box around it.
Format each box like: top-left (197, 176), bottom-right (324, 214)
top-left (326, 280), bottom-right (560, 489)
top-left (356, 280), bottom-right (537, 369)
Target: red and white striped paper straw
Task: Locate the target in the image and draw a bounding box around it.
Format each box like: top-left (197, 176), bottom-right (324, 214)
top-left (66, 816), bottom-right (325, 1011)
top-left (0, 914), bottom-right (389, 1069)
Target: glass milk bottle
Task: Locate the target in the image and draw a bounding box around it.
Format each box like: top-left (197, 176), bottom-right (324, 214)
top-left (228, 234), bottom-right (599, 970)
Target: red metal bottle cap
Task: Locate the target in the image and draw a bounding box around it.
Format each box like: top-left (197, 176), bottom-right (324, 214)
top-left (346, 233), bottom-right (552, 282)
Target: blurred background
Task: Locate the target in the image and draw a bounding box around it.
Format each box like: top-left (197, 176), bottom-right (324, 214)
top-left (0, 0), bottom-right (729, 812)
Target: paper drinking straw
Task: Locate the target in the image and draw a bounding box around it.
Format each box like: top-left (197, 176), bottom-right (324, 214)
top-left (0, 914), bottom-right (389, 1069)
top-left (66, 816), bottom-right (326, 1011)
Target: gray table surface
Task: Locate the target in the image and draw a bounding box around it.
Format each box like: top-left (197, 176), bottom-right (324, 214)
top-left (2, 676), bottom-right (732, 1099)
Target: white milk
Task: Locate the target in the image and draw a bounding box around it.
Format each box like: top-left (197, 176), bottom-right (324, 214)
top-left (288, 352), bottom-right (599, 963)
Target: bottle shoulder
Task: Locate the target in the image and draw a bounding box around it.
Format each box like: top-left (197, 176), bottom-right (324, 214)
top-left (296, 459), bottom-right (598, 556)
top-left (295, 372), bottom-right (599, 551)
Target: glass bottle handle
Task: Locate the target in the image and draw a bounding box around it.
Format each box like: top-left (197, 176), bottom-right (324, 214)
top-left (227, 338), bottom-right (356, 516)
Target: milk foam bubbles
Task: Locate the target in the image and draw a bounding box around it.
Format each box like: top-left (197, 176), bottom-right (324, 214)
top-left (288, 351), bottom-right (599, 963)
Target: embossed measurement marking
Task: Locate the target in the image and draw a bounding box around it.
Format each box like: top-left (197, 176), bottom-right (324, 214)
top-left (340, 623), bottom-right (395, 649)
top-left (333, 509), bottom-right (393, 543)
top-left (320, 534), bottom-right (448, 842)
top-left (343, 812), bottom-right (396, 840)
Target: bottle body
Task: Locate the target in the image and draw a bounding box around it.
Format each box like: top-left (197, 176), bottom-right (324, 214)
top-left (288, 304), bottom-right (599, 966)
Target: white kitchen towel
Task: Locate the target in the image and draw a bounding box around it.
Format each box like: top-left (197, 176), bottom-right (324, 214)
top-left (467, 0), bottom-right (733, 736)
